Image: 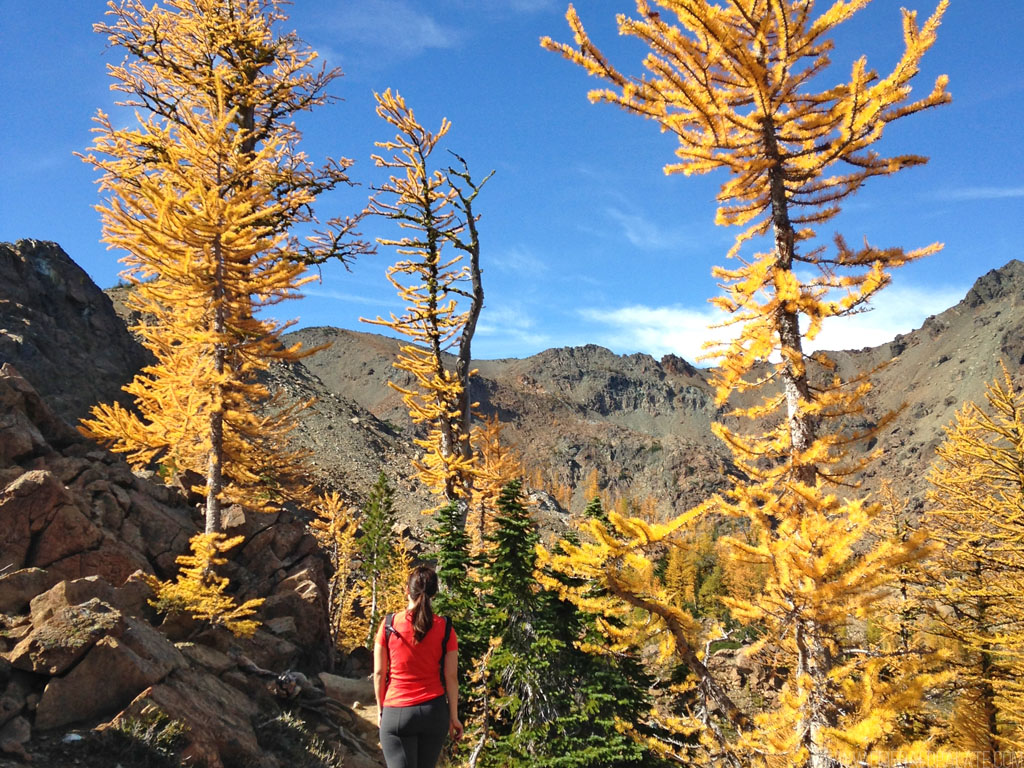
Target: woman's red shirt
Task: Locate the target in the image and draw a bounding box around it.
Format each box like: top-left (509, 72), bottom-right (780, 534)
top-left (376, 612), bottom-right (458, 707)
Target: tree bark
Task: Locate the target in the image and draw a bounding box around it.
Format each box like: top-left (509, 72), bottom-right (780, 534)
top-left (762, 117), bottom-right (818, 487)
top-left (205, 233), bottom-right (227, 534)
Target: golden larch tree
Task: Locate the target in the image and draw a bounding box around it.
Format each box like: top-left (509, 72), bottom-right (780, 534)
top-left (80, 0), bottom-right (357, 532)
top-left (309, 491), bottom-right (367, 652)
top-left (538, 505), bottom-right (750, 766)
top-left (543, 2), bottom-right (950, 766)
top-left (468, 414), bottom-right (525, 552)
top-left (925, 366), bottom-right (1024, 758)
top-left (144, 532), bottom-right (265, 638)
top-left (364, 89), bottom-right (490, 506)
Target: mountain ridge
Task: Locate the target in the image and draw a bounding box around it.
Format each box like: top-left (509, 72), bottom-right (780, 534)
top-left (2, 239), bottom-right (1022, 533)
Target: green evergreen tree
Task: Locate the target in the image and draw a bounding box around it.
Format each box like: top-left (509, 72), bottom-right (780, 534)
top-left (428, 500), bottom-right (486, 663)
top-left (426, 499), bottom-right (490, 768)
top-left (583, 495), bottom-right (608, 522)
top-left (474, 480), bottom-right (665, 768)
top-left (430, 501), bottom-right (474, 601)
top-left (360, 472), bottom-right (397, 645)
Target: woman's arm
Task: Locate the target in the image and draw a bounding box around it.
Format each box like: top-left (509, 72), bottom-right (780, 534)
top-left (444, 648), bottom-right (463, 741)
top-left (373, 631), bottom-right (388, 725)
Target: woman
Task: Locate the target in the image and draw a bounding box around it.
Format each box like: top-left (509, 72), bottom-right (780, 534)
top-left (374, 565), bottom-right (464, 768)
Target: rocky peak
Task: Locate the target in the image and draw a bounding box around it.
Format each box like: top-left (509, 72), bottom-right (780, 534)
top-left (963, 259), bottom-right (1024, 309)
top-left (660, 353), bottom-right (700, 378)
top-left (0, 240), bottom-right (149, 424)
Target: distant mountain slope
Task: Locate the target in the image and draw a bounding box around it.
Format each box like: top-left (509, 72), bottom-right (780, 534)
top-left (290, 327), bottom-right (733, 518)
top-left (3, 239), bottom-right (1021, 530)
top-left (290, 260), bottom-right (1024, 518)
top-left (842, 259), bottom-right (1024, 509)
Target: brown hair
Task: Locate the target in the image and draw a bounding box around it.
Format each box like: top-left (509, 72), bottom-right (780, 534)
top-left (408, 565), bottom-right (438, 643)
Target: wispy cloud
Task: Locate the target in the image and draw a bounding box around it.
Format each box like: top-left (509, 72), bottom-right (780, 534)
top-left (933, 186), bottom-right (1024, 202)
top-left (303, 287), bottom-right (389, 307)
top-left (490, 245), bottom-right (548, 276)
top-left (579, 283), bottom-right (968, 364)
top-left (605, 207), bottom-right (686, 251)
top-left (476, 303), bottom-right (552, 356)
top-left (491, 0), bottom-right (558, 11)
top-left (322, 2), bottom-right (460, 59)
top-left (449, 0), bottom-right (556, 11)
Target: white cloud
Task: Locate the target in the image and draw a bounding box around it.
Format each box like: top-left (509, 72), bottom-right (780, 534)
top-left (324, 2), bottom-right (460, 58)
top-left (933, 186), bottom-right (1024, 202)
top-left (807, 284), bottom-right (966, 353)
top-left (579, 283), bottom-right (968, 365)
top-left (580, 303), bottom-right (728, 363)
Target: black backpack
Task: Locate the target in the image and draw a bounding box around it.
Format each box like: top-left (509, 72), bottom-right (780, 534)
top-left (383, 613), bottom-right (453, 688)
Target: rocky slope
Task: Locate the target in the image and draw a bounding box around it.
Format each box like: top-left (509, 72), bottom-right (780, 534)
top-left (292, 326), bottom-right (732, 520)
top-left (0, 363), bottom-right (382, 767)
top-left (827, 259), bottom-right (1024, 509)
top-left (0, 241), bottom-right (150, 425)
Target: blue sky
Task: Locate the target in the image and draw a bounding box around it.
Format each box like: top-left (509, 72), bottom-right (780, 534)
top-left (2, 1), bottom-right (1022, 363)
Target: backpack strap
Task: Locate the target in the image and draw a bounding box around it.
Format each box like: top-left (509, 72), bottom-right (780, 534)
top-left (439, 616), bottom-right (452, 687)
top-left (383, 613), bottom-right (397, 686)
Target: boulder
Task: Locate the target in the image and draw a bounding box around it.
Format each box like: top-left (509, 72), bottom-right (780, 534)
top-left (269, 521), bottom-right (306, 561)
top-left (0, 364), bottom-right (80, 459)
top-left (0, 470), bottom-right (68, 571)
top-left (176, 642), bottom-right (234, 675)
top-left (129, 489), bottom-right (194, 574)
top-left (34, 614), bottom-right (185, 730)
top-left (106, 667), bottom-right (261, 768)
top-left (260, 562), bottom-right (329, 664)
top-left (0, 620), bottom-right (30, 651)
top-left (238, 629), bottom-right (302, 673)
top-left (31, 503), bottom-right (104, 568)
top-left (0, 715), bottom-right (30, 759)
top-left (0, 407), bottom-right (45, 467)
top-left (8, 598), bottom-right (123, 676)
top-left (44, 537), bottom-right (154, 586)
top-left (29, 575), bottom-right (151, 622)
top-left (238, 527), bottom-right (284, 578)
top-left (263, 616), bottom-right (298, 636)
top-left (319, 672), bottom-right (374, 708)
top-left (0, 568), bottom-right (60, 615)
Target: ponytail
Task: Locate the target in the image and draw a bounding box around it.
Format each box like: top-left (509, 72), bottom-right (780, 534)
top-left (408, 565), bottom-right (438, 643)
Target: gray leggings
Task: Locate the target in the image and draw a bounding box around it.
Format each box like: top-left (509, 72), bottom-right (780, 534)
top-left (379, 694), bottom-right (449, 768)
